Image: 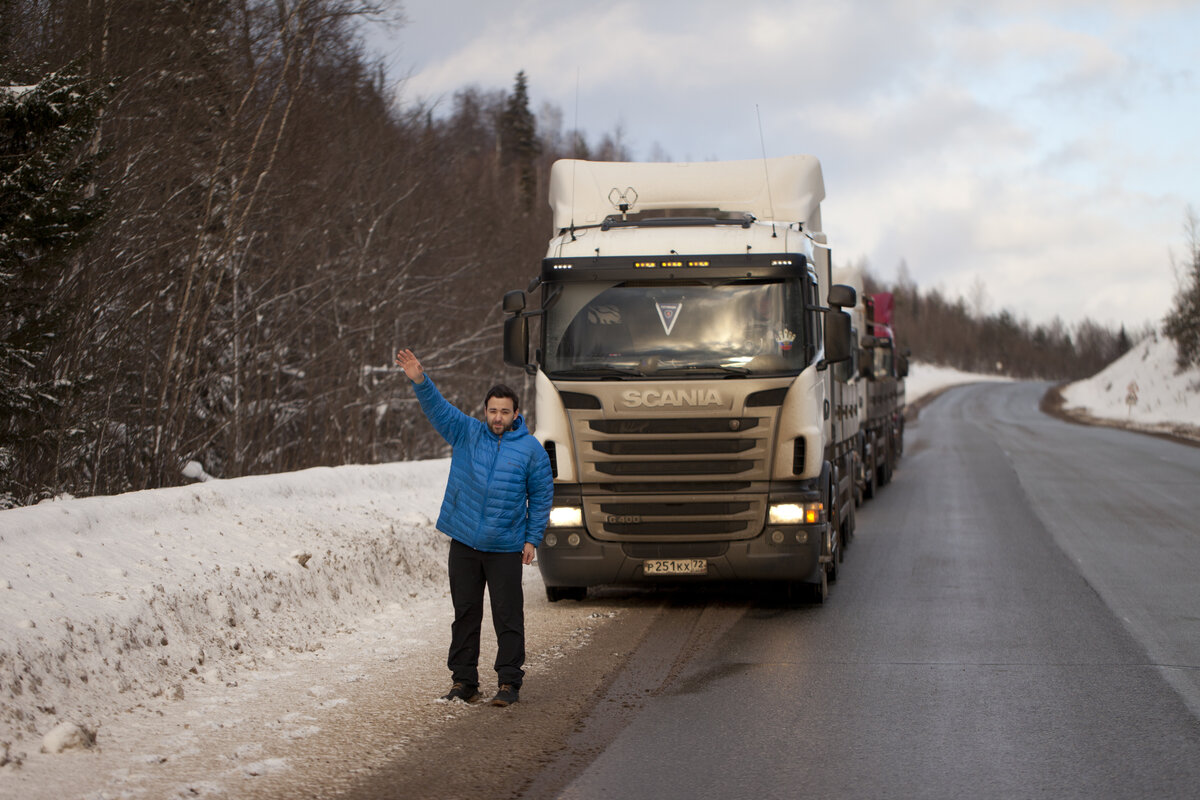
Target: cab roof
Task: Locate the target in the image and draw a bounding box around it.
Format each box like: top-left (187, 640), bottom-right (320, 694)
top-left (549, 156), bottom-right (825, 233)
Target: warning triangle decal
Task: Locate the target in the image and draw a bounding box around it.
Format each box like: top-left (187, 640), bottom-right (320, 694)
top-left (655, 301), bottom-right (682, 336)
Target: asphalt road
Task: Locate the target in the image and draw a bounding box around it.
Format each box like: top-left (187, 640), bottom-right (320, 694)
top-left (528, 382), bottom-right (1200, 800)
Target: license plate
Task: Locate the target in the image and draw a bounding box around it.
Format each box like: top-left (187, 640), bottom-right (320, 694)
top-left (643, 558), bottom-right (708, 576)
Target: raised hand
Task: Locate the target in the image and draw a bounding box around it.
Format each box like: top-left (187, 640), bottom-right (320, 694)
top-left (394, 348), bottom-right (425, 383)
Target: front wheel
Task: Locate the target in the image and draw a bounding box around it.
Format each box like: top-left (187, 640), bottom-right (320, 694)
top-left (546, 586), bottom-right (587, 602)
top-left (785, 573), bottom-right (826, 605)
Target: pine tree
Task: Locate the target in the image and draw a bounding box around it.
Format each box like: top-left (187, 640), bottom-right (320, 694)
top-left (1164, 206), bottom-right (1200, 371)
top-left (0, 69), bottom-right (109, 506)
top-left (499, 70), bottom-right (541, 211)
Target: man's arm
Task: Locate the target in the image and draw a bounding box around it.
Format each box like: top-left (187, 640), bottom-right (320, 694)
top-left (395, 349), bottom-right (472, 447)
top-left (524, 444), bottom-right (554, 559)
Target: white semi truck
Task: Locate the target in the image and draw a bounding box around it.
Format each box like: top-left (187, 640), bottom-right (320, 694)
top-left (502, 157), bottom-right (857, 602)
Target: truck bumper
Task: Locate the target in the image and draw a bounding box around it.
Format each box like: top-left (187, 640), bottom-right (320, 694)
top-left (537, 525), bottom-right (825, 587)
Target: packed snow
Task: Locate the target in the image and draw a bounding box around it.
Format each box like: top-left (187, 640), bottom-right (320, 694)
top-left (0, 357), bottom-right (1176, 797)
top-left (1061, 330), bottom-right (1200, 439)
top-left (0, 463), bottom-right (451, 772)
top-left (903, 361), bottom-right (1012, 404)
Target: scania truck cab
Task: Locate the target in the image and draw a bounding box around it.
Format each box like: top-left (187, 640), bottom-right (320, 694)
top-left (502, 157), bottom-right (855, 602)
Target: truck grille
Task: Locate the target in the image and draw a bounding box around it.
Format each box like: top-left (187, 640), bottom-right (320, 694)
top-left (565, 395), bottom-right (780, 541)
top-left (578, 416), bottom-right (770, 481)
top-left (589, 418), bottom-right (759, 435)
top-left (595, 460), bottom-right (754, 476)
top-left (593, 439), bottom-right (754, 455)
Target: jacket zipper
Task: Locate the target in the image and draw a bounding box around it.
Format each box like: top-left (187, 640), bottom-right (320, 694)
top-left (474, 431), bottom-right (504, 542)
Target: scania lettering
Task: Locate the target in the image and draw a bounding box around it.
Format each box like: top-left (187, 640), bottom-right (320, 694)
top-left (621, 389), bottom-right (724, 408)
top-left (502, 157), bottom-right (856, 603)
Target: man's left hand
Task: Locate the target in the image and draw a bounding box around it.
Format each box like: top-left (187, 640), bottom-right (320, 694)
top-left (522, 543), bottom-right (535, 565)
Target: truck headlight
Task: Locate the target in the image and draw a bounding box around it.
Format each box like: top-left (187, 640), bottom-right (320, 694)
top-left (769, 502), bottom-right (825, 524)
top-left (549, 506), bottom-right (583, 527)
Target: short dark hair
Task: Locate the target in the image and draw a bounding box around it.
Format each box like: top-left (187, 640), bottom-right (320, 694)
top-left (484, 383), bottom-right (519, 411)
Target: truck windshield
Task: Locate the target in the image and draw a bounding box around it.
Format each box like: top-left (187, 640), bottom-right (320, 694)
top-left (543, 279), bottom-right (808, 377)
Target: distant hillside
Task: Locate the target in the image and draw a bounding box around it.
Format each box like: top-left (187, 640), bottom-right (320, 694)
top-left (1059, 331), bottom-right (1200, 442)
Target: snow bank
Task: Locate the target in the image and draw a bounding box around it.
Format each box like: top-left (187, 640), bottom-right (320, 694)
top-left (0, 460), bottom-right (450, 752)
top-left (904, 361), bottom-right (1013, 403)
top-left (1061, 331), bottom-right (1200, 435)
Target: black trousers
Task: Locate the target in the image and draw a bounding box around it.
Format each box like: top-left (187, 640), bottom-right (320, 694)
top-left (447, 538), bottom-right (525, 688)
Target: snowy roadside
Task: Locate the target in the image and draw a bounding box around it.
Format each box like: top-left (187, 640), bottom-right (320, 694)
top-left (1, 459), bottom-right (622, 799)
top-left (903, 361), bottom-right (1012, 408)
top-left (0, 462), bottom-right (453, 777)
top-left (1059, 331), bottom-right (1200, 442)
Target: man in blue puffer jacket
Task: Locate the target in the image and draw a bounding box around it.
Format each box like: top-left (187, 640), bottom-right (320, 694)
top-left (395, 348), bottom-right (553, 707)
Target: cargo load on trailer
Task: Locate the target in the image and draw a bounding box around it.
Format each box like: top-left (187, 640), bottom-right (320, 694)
top-left (833, 265), bottom-right (908, 501)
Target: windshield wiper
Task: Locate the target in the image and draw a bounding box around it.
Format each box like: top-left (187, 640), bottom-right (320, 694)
top-left (552, 366), bottom-right (645, 378)
top-left (653, 364), bottom-right (751, 376)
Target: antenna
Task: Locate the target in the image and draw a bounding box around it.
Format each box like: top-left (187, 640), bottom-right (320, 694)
top-left (569, 68), bottom-right (580, 240)
top-left (756, 105), bottom-right (777, 238)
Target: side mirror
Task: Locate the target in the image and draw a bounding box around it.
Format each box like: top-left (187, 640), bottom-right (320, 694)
top-left (503, 315), bottom-right (528, 368)
top-left (827, 283), bottom-right (856, 309)
top-left (503, 290), bottom-right (526, 314)
top-left (823, 309), bottom-right (852, 364)
top-left (897, 354), bottom-right (909, 379)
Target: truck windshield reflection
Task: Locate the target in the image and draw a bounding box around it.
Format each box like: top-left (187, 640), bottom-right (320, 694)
top-left (544, 280), bottom-right (807, 377)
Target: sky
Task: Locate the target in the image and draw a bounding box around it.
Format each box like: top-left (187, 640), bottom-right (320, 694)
top-left (365, 0), bottom-right (1200, 332)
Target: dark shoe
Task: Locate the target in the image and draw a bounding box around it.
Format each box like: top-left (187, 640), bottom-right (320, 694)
top-left (490, 684), bottom-right (519, 707)
top-left (441, 682), bottom-right (480, 703)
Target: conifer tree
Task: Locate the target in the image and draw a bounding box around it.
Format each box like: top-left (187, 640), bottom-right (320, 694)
top-left (1164, 207), bottom-right (1200, 370)
top-left (499, 70), bottom-right (541, 210)
top-left (0, 70), bottom-right (109, 505)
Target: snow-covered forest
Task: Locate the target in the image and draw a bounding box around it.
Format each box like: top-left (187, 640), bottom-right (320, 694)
top-left (1, 0), bottom-right (590, 507)
top-left (0, 0), bottom-right (1155, 508)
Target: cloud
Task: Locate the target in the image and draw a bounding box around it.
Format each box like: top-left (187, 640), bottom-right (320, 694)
top-left (375, 0), bottom-right (1199, 328)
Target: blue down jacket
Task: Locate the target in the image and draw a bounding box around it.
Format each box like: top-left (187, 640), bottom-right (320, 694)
top-left (412, 375), bottom-right (553, 553)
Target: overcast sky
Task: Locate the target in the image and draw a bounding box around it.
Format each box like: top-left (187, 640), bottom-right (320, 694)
top-left (368, 0), bottom-right (1199, 330)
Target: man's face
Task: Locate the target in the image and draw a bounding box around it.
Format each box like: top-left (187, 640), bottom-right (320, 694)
top-left (486, 396), bottom-right (516, 435)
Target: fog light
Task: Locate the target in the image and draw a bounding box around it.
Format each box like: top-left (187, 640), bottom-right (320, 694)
top-left (567, 533), bottom-right (581, 547)
top-left (795, 531), bottom-right (808, 544)
top-left (770, 529), bottom-right (785, 544)
top-left (544, 533), bottom-right (558, 547)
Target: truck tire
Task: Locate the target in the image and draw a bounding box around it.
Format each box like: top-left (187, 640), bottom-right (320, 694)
top-left (546, 586), bottom-right (587, 602)
top-left (864, 435), bottom-right (877, 500)
top-left (843, 497), bottom-right (856, 550)
top-left (810, 570), bottom-right (828, 603)
top-left (825, 467), bottom-right (840, 582)
top-left (785, 572), bottom-right (826, 604)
